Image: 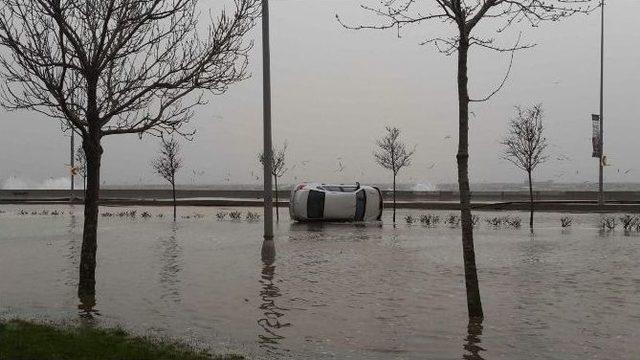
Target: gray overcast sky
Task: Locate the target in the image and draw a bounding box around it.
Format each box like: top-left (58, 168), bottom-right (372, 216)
top-left (1, 0), bottom-right (639, 188)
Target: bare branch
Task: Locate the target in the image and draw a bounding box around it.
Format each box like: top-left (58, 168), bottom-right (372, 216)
top-left (500, 103), bottom-right (549, 173)
top-left (152, 136), bottom-right (183, 185)
top-left (469, 32), bottom-right (534, 102)
top-left (0, 0), bottom-right (261, 140)
top-left (74, 146), bottom-right (87, 178)
top-left (259, 141), bottom-right (289, 179)
top-left (374, 126), bottom-right (415, 176)
top-left (339, 0), bottom-right (597, 92)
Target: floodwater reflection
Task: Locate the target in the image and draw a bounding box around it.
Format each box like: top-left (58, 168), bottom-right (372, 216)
top-left (462, 319), bottom-right (485, 360)
top-left (78, 293), bottom-right (100, 323)
top-left (157, 223), bottom-right (183, 303)
top-left (65, 212), bottom-right (81, 287)
top-left (288, 221), bottom-right (381, 243)
top-left (289, 221), bottom-right (326, 233)
top-left (257, 239), bottom-right (290, 355)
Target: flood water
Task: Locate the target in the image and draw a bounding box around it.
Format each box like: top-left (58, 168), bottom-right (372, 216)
top-left (1, 205), bottom-right (639, 359)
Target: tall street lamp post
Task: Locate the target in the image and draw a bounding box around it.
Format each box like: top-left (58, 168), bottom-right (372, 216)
top-left (598, 0), bottom-right (605, 206)
top-left (262, 0), bottom-right (274, 239)
top-left (70, 127), bottom-right (75, 196)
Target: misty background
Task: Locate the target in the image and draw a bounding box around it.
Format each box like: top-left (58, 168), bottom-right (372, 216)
top-left (1, 0), bottom-right (638, 190)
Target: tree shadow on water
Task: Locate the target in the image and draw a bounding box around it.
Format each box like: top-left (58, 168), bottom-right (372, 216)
top-left (257, 239), bottom-right (291, 356)
top-left (462, 319), bottom-right (486, 360)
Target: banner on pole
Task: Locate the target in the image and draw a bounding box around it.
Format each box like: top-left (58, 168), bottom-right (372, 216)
top-left (592, 114), bottom-right (601, 158)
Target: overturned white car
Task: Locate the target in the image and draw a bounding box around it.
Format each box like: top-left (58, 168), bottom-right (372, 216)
top-left (289, 183), bottom-right (383, 222)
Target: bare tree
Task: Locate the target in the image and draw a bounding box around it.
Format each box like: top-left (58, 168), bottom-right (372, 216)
top-left (75, 146), bottom-right (87, 192)
top-left (152, 137), bottom-right (183, 221)
top-left (0, 0), bottom-right (259, 297)
top-left (339, 0), bottom-right (595, 319)
top-left (374, 126), bottom-right (415, 224)
top-left (501, 104), bottom-right (548, 230)
top-left (259, 142), bottom-right (288, 222)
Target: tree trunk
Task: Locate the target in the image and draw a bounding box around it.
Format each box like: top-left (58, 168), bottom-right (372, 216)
top-left (528, 170), bottom-right (534, 230)
top-left (274, 175), bottom-right (279, 222)
top-left (172, 178), bottom-right (177, 221)
top-left (456, 34), bottom-right (483, 320)
top-left (78, 134), bottom-right (103, 297)
top-left (392, 174), bottom-right (396, 224)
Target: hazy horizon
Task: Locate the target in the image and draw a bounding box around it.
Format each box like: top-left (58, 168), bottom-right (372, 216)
top-left (1, 0), bottom-right (639, 188)
top-left (4, 176), bottom-right (640, 192)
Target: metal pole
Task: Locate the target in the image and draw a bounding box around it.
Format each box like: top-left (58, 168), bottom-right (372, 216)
top-left (70, 129), bottom-right (75, 193)
top-left (262, 0), bottom-right (274, 239)
top-left (598, 0), bottom-right (605, 206)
